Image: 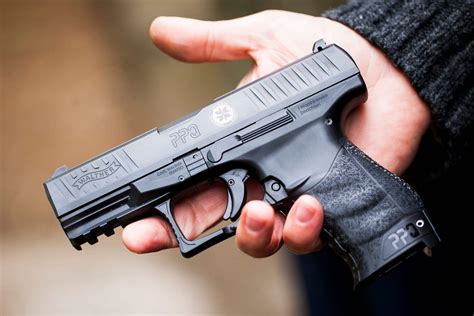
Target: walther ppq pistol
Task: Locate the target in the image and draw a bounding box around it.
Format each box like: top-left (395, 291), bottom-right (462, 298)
top-left (44, 40), bottom-right (440, 286)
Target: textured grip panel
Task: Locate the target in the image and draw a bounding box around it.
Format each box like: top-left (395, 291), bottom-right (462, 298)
top-left (306, 139), bottom-right (439, 286)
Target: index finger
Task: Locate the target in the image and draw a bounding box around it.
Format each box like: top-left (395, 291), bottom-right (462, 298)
top-left (122, 182), bottom-right (227, 253)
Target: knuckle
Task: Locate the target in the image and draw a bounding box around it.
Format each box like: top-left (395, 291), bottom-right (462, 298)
top-left (258, 9), bottom-right (283, 18)
top-left (203, 22), bottom-right (216, 60)
top-left (283, 229), bottom-right (318, 254)
top-left (236, 231), bottom-right (279, 258)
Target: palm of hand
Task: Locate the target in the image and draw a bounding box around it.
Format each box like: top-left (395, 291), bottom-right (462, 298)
top-left (231, 11), bottom-right (430, 175)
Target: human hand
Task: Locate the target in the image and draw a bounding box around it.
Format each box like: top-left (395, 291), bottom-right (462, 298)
top-left (122, 10), bottom-right (431, 257)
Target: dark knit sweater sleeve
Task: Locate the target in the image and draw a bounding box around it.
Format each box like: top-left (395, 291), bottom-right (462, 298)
top-left (323, 0), bottom-right (474, 169)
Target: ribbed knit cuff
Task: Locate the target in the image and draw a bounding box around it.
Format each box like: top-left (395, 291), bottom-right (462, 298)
top-left (323, 0), bottom-right (474, 169)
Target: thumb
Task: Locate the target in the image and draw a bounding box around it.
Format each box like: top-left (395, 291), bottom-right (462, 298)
top-left (149, 16), bottom-right (259, 63)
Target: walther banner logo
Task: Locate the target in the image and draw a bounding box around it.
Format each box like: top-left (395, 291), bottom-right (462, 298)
top-left (73, 161), bottom-right (122, 189)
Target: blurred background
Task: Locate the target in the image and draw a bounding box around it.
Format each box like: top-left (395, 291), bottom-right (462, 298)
top-left (1, 1), bottom-right (343, 315)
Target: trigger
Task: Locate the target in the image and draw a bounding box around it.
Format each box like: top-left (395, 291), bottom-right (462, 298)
top-left (218, 169), bottom-right (248, 221)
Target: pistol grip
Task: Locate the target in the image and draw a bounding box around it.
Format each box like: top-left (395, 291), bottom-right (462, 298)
top-left (305, 140), bottom-right (440, 287)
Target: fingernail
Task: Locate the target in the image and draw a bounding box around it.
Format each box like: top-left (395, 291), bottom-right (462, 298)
top-left (296, 203), bottom-right (314, 224)
top-left (246, 215), bottom-right (264, 232)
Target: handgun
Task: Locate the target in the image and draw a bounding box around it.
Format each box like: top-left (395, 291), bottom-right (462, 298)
top-left (44, 40), bottom-right (440, 287)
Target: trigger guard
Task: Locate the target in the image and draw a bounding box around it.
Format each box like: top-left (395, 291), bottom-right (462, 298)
top-left (153, 169), bottom-right (249, 258)
top-left (218, 169), bottom-right (248, 221)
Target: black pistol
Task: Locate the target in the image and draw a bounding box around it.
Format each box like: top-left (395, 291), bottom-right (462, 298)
top-left (44, 40), bottom-right (440, 287)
